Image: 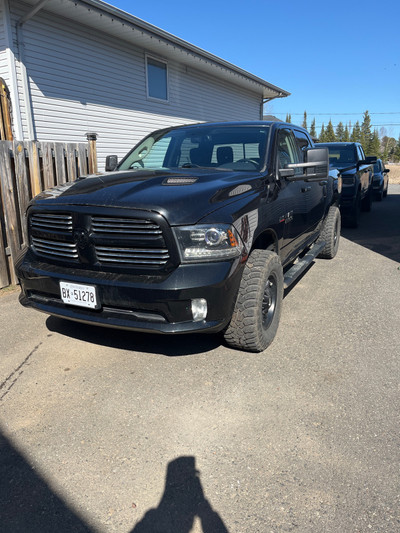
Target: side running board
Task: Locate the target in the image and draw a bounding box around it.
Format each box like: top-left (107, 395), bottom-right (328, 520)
top-left (283, 241), bottom-right (326, 289)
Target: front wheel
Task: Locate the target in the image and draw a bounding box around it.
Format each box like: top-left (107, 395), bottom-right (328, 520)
top-left (224, 249), bottom-right (283, 353)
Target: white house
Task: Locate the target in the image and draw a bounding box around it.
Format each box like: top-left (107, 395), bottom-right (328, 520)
top-left (0, 0), bottom-right (289, 168)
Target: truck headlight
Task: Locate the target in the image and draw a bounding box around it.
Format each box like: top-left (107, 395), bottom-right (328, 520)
top-left (173, 224), bottom-right (243, 262)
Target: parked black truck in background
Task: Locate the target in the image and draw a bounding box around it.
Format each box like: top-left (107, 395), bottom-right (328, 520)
top-left (17, 122), bottom-right (341, 352)
top-left (318, 142), bottom-right (376, 227)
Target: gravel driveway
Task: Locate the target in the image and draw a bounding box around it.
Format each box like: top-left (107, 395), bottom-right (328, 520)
top-left (1, 186), bottom-right (399, 533)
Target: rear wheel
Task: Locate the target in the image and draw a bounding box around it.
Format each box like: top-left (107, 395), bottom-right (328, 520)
top-left (317, 205), bottom-right (341, 259)
top-left (224, 249), bottom-right (283, 353)
top-left (361, 187), bottom-right (373, 212)
top-left (344, 191), bottom-right (361, 228)
top-left (375, 186), bottom-right (383, 202)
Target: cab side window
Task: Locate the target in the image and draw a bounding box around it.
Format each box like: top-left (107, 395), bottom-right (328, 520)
top-left (277, 129), bottom-right (300, 175)
top-left (293, 130), bottom-right (312, 163)
top-left (357, 145), bottom-right (365, 160)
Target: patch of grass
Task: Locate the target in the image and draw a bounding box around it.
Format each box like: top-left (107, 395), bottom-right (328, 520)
top-left (387, 164), bottom-right (400, 184)
top-left (0, 284), bottom-right (19, 298)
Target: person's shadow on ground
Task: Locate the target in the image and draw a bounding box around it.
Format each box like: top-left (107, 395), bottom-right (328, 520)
top-left (131, 456), bottom-right (229, 533)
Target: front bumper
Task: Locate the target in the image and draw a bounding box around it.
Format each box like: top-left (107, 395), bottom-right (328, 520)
top-left (16, 250), bottom-right (244, 334)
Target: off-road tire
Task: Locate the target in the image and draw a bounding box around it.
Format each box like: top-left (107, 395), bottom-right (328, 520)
top-left (224, 249), bottom-right (283, 353)
top-left (375, 186), bottom-right (383, 202)
top-left (361, 186), bottom-right (372, 212)
top-left (344, 191), bottom-right (361, 228)
top-left (317, 205), bottom-right (341, 259)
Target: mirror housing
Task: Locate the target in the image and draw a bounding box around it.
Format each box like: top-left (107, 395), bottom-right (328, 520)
top-left (105, 155), bottom-right (118, 172)
top-left (365, 156), bottom-right (377, 164)
top-left (281, 147), bottom-right (329, 181)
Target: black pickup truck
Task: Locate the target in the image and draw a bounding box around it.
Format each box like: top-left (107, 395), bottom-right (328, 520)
top-left (17, 121), bottom-right (341, 352)
top-left (318, 142), bottom-right (376, 227)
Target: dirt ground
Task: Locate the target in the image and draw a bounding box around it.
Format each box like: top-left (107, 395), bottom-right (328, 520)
top-left (388, 163), bottom-right (400, 184)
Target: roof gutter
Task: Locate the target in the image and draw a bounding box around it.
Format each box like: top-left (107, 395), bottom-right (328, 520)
top-left (72, 0), bottom-right (290, 99)
top-left (19, 0), bottom-right (50, 25)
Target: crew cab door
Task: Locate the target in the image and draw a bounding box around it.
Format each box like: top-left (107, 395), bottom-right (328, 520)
top-left (357, 144), bottom-right (372, 195)
top-left (293, 129), bottom-right (326, 233)
top-left (275, 128), bottom-right (308, 251)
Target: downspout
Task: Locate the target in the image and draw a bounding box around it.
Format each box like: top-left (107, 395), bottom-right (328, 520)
top-left (261, 97), bottom-right (273, 120)
top-left (16, 0), bottom-right (50, 140)
top-left (261, 93), bottom-right (286, 119)
top-left (3, 0), bottom-right (23, 139)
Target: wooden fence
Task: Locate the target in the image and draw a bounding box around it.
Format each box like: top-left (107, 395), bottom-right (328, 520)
top-left (0, 137), bottom-right (97, 288)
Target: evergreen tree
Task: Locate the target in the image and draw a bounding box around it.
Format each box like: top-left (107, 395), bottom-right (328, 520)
top-left (325, 120), bottom-right (336, 142)
top-left (360, 110), bottom-right (372, 153)
top-left (335, 122), bottom-right (345, 141)
top-left (319, 123), bottom-right (326, 142)
top-left (302, 111), bottom-right (307, 130)
top-left (343, 124), bottom-right (350, 142)
top-left (310, 118), bottom-right (317, 138)
top-left (350, 121), bottom-right (361, 142)
top-left (368, 129), bottom-right (380, 157)
top-left (285, 113), bottom-right (292, 123)
top-left (393, 136), bottom-right (400, 162)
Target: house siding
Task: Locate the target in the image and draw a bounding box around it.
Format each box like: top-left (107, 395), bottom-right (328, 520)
top-left (8, 1), bottom-right (262, 168)
top-left (0, 0), bottom-right (9, 83)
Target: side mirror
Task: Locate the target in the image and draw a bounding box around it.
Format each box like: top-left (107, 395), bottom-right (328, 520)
top-left (384, 168), bottom-right (390, 173)
top-left (364, 156), bottom-right (377, 164)
top-left (279, 168), bottom-right (295, 178)
top-left (105, 155), bottom-right (118, 171)
top-left (283, 147), bottom-right (329, 181)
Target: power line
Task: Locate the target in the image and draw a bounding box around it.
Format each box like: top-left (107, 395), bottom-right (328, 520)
top-left (274, 112), bottom-right (400, 116)
top-left (311, 123), bottom-right (400, 128)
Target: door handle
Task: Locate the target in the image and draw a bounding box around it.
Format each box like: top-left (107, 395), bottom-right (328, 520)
top-left (301, 186), bottom-right (311, 192)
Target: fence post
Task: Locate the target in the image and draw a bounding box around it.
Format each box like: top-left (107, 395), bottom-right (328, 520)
top-left (86, 133), bottom-right (98, 174)
top-left (0, 79), bottom-right (13, 141)
top-left (0, 141), bottom-right (20, 285)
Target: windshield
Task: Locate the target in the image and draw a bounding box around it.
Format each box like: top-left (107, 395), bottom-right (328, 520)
top-left (373, 161), bottom-right (382, 172)
top-left (320, 144), bottom-right (357, 167)
top-left (118, 125), bottom-right (270, 172)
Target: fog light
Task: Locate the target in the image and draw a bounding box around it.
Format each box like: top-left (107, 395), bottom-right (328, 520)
top-left (191, 298), bottom-right (207, 321)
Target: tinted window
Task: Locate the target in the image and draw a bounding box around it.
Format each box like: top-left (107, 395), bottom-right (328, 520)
top-left (357, 145), bottom-right (365, 160)
top-left (119, 125), bottom-right (270, 171)
top-left (277, 129), bottom-right (301, 175)
top-left (373, 161), bottom-right (382, 172)
top-left (293, 129), bottom-right (312, 163)
top-left (320, 144), bottom-right (356, 166)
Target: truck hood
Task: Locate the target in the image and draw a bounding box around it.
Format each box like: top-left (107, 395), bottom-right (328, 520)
top-left (30, 169), bottom-right (262, 225)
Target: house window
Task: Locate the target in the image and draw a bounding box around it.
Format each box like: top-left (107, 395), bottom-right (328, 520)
top-left (146, 56), bottom-right (168, 101)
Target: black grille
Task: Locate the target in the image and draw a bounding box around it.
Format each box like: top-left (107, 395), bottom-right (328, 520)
top-left (29, 211), bottom-right (172, 271)
top-left (32, 237), bottom-right (79, 261)
top-left (91, 216), bottom-right (162, 236)
top-left (95, 246), bottom-right (170, 266)
top-left (31, 213), bottom-right (73, 232)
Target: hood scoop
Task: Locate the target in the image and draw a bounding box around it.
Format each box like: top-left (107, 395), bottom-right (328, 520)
top-left (162, 176), bottom-right (199, 186)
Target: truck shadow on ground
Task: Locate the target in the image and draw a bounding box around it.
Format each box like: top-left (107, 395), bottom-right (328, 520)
top-left (46, 317), bottom-right (222, 356)
top-left (341, 186), bottom-right (400, 263)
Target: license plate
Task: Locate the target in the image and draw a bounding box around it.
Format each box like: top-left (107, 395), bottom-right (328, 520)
top-left (60, 281), bottom-right (99, 309)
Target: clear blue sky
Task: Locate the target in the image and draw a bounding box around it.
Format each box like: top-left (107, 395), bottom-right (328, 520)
top-left (107, 0), bottom-right (400, 139)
